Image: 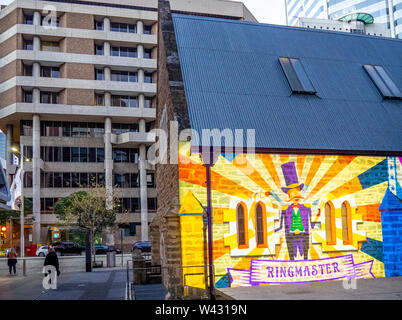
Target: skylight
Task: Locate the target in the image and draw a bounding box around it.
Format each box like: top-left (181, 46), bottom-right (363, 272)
top-left (279, 57), bottom-right (316, 94)
top-left (363, 65), bottom-right (402, 99)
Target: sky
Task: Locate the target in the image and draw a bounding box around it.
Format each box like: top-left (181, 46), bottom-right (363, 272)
top-left (241, 0), bottom-right (287, 25)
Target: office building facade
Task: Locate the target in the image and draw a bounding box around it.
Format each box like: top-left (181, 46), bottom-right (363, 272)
top-left (286, 0), bottom-right (402, 38)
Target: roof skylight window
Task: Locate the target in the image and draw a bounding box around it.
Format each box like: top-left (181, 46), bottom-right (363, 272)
top-left (363, 64), bottom-right (402, 99)
top-left (279, 57), bottom-right (316, 94)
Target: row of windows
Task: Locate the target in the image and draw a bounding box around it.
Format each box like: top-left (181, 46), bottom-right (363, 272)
top-left (279, 57), bottom-right (402, 99)
top-left (235, 201), bottom-right (353, 248)
top-left (27, 197), bottom-right (157, 214)
top-left (23, 13), bottom-right (154, 34)
top-left (94, 45), bottom-right (154, 59)
top-left (23, 171), bottom-right (155, 189)
top-left (23, 39), bottom-right (154, 58)
top-left (95, 94), bottom-right (155, 108)
top-left (23, 146), bottom-right (141, 163)
top-left (95, 69), bottom-right (155, 83)
top-left (21, 121), bottom-right (143, 137)
top-left (114, 173), bottom-right (155, 188)
top-left (95, 20), bottom-right (153, 34)
top-left (24, 172), bottom-right (105, 188)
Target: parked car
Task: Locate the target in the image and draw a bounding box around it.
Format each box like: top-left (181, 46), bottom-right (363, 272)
top-left (36, 245), bottom-right (49, 257)
top-left (52, 241), bottom-right (85, 256)
top-left (94, 244), bottom-right (121, 255)
top-left (132, 241), bottom-right (151, 253)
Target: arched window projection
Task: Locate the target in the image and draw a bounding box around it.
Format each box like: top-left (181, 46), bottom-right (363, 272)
top-left (341, 201), bottom-right (353, 245)
top-left (325, 201), bottom-right (336, 245)
top-left (237, 202), bottom-right (248, 249)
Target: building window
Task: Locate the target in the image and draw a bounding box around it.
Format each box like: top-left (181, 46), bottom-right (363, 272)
top-left (111, 46), bottom-right (137, 58)
top-left (144, 72), bottom-right (153, 83)
top-left (325, 201), bottom-right (336, 245)
top-left (40, 92), bottom-right (59, 104)
top-left (144, 97), bottom-right (154, 108)
top-left (144, 48), bottom-right (152, 59)
top-left (95, 20), bottom-right (103, 30)
top-left (111, 95), bottom-right (138, 108)
top-left (23, 90), bottom-right (33, 103)
top-left (95, 69), bottom-right (104, 80)
top-left (255, 203), bottom-right (266, 247)
top-left (20, 120), bottom-right (33, 136)
top-left (363, 65), bottom-right (402, 99)
top-left (279, 57), bottom-right (316, 94)
top-left (23, 172), bottom-right (33, 188)
top-left (110, 22), bottom-right (136, 33)
top-left (341, 201), bottom-right (353, 245)
top-left (113, 148), bottom-right (138, 163)
top-left (23, 64), bottom-right (33, 76)
top-left (95, 45), bottom-right (104, 55)
top-left (41, 66), bottom-right (59, 78)
top-left (148, 198), bottom-right (157, 211)
top-left (41, 16), bottom-right (59, 27)
top-left (146, 173), bottom-right (155, 188)
top-left (23, 39), bottom-right (33, 50)
top-left (237, 202), bottom-right (248, 248)
top-left (111, 71), bottom-right (137, 82)
top-left (40, 41), bottom-right (60, 52)
top-left (24, 15), bottom-right (33, 25)
top-left (143, 24), bottom-right (152, 34)
top-left (95, 94), bottom-right (104, 106)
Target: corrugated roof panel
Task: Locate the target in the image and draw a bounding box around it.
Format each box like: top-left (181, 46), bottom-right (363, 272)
top-left (172, 14), bottom-right (402, 153)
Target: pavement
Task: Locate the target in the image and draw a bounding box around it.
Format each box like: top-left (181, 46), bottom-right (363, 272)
top-left (217, 276), bottom-right (402, 300)
top-left (0, 268), bottom-right (128, 300)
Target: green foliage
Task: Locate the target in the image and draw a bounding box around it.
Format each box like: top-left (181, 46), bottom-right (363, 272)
top-left (0, 197), bottom-right (32, 224)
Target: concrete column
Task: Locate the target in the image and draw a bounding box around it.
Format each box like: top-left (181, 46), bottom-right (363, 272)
top-left (139, 144), bottom-right (148, 241)
top-left (33, 62), bottom-right (40, 78)
top-left (105, 92), bottom-right (111, 107)
top-left (33, 88), bottom-right (40, 104)
top-left (138, 94), bottom-right (145, 109)
top-left (32, 114), bottom-right (41, 244)
top-left (139, 119), bottom-right (146, 133)
top-left (104, 117), bottom-right (114, 245)
top-left (33, 36), bottom-right (40, 51)
top-left (6, 125), bottom-right (13, 186)
top-left (104, 17), bottom-right (110, 31)
top-left (104, 42), bottom-right (111, 56)
top-left (137, 20), bottom-right (143, 35)
top-left (138, 69), bottom-right (144, 84)
top-left (104, 67), bottom-right (111, 81)
top-left (137, 44), bottom-right (144, 59)
top-left (33, 11), bottom-right (41, 26)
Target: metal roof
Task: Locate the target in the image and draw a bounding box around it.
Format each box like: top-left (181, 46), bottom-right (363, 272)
top-left (172, 14), bottom-right (402, 154)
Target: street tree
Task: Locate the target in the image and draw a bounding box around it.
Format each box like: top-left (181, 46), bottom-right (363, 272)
top-left (54, 182), bottom-right (123, 265)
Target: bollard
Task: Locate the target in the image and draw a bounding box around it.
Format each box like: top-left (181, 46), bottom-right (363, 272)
top-left (23, 259), bottom-right (26, 276)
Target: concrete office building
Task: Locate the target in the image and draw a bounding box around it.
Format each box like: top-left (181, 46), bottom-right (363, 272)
top-left (0, 0), bottom-right (256, 250)
top-left (286, 0), bottom-right (402, 39)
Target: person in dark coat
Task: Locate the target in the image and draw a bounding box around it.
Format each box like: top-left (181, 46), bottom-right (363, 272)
top-left (7, 248), bottom-right (17, 275)
top-left (44, 247), bottom-right (60, 277)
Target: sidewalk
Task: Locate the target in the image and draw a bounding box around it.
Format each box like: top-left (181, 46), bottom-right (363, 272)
top-left (0, 268), bottom-right (128, 300)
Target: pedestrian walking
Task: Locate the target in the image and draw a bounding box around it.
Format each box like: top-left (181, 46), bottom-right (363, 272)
top-left (7, 248), bottom-right (17, 275)
top-left (44, 247), bottom-right (60, 277)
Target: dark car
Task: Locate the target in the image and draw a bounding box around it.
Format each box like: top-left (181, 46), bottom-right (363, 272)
top-left (132, 241), bottom-right (151, 253)
top-left (52, 241), bottom-right (85, 256)
top-left (95, 244), bottom-right (121, 255)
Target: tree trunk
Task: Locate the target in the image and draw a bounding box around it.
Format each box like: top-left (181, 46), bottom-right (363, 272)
top-left (85, 229), bottom-right (92, 272)
top-left (92, 229), bottom-right (96, 264)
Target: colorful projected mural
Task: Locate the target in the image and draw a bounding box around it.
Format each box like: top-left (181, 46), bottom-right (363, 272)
top-left (178, 142), bottom-right (402, 288)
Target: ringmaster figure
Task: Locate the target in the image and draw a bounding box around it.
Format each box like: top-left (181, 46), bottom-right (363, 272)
top-left (275, 162), bottom-right (316, 260)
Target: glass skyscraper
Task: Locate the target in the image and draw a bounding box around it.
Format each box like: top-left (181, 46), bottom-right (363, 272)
top-left (286, 0), bottom-right (402, 39)
top-left (0, 132), bottom-right (5, 160)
